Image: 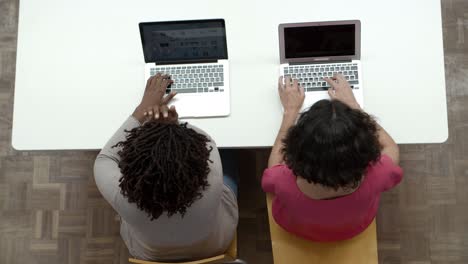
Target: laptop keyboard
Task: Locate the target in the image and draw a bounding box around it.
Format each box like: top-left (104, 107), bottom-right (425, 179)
top-left (150, 64), bottom-right (225, 94)
top-left (284, 63), bottom-right (359, 92)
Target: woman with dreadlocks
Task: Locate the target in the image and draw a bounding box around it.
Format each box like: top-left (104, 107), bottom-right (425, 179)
top-left (94, 73), bottom-right (238, 261)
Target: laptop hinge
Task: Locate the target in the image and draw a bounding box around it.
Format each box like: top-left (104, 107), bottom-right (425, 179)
top-left (154, 59), bottom-right (218, 66)
top-left (290, 60), bottom-right (352, 66)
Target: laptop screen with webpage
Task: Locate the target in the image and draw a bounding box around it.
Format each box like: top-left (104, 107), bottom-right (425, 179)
top-left (140, 19), bottom-right (228, 64)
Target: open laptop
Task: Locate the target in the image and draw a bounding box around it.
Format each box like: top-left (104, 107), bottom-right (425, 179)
top-left (139, 19), bottom-right (230, 118)
top-left (279, 20), bottom-right (364, 110)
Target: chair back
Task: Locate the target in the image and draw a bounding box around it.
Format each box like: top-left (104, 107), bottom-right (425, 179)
top-left (266, 194), bottom-right (378, 264)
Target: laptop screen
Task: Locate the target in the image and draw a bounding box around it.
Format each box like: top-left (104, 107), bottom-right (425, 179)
top-left (284, 24), bottom-right (355, 58)
top-left (140, 19), bottom-right (228, 64)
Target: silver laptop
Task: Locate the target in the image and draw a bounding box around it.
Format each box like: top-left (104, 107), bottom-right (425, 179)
top-left (139, 19), bottom-right (230, 118)
top-left (279, 20), bottom-right (364, 110)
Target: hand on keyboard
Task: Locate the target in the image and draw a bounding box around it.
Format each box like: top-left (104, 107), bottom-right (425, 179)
top-left (283, 63), bottom-right (359, 92)
top-left (324, 74), bottom-right (361, 110)
top-left (140, 73), bottom-right (174, 108)
top-left (278, 76), bottom-right (305, 114)
top-left (132, 73), bottom-right (177, 123)
top-left (143, 91), bottom-right (178, 123)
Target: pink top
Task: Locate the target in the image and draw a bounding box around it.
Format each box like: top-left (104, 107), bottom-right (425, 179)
top-left (262, 154), bottom-right (403, 242)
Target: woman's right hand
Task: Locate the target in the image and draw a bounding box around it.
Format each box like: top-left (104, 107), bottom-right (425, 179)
top-left (278, 76), bottom-right (305, 115)
top-left (324, 74), bottom-right (361, 110)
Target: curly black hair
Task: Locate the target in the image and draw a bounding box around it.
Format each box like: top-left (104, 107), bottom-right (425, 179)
top-left (113, 121), bottom-right (212, 220)
top-left (282, 99), bottom-right (381, 190)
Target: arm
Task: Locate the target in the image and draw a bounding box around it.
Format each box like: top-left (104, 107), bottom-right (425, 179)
top-left (376, 123), bottom-right (400, 165)
top-left (98, 73), bottom-right (177, 161)
top-left (94, 73), bottom-right (178, 191)
top-left (268, 112), bottom-right (298, 167)
top-left (94, 116), bottom-right (141, 204)
top-left (268, 76), bottom-right (305, 167)
top-left (325, 74), bottom-right (400, 165)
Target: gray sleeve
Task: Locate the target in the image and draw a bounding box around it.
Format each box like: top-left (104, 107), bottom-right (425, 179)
top-left (93, 116), bottom-right (141, 205)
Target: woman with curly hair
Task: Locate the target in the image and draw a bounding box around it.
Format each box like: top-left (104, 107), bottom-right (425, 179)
top-left (94, 74), bottom-right (238, 261)
top-left (263, 74), bottom-right (403, 241)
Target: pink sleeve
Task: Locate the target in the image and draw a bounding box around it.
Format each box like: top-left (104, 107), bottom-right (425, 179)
top-left (262, 165), bottom-right (286, 194)
top-left (369, 154), bottom-right (404, 192)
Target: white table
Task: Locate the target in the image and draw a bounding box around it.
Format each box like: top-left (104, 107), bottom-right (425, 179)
top-left (12, 0), bottom-right (448, 150)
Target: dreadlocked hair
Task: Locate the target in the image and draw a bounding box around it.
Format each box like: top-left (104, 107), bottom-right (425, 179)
top-left (113, 121), bottom-right (212, 220)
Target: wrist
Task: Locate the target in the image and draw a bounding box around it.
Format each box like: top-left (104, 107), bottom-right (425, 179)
top-left (281, 110), bottom-right (299, 128)
top-left (132, 107), bottom-right (146, 124)
top-left (283, 109), bottom-right (300, 118)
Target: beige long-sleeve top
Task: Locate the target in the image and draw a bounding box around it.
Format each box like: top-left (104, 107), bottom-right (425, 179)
top-left (93, 116), bottom-right (238, 261)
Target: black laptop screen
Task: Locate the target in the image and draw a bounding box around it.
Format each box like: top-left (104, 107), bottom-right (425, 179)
top-left (140, 19), bottom-right (228, 64)
top-left (284, 24), bottom-right (355, 58)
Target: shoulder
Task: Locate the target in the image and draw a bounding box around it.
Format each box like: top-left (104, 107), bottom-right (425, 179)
top-left (367, 154), bottom-right (404, 192)
top-left (262, 164), bottom-right (295, 193)
top-left (264, 164), bottom-right (295, 177)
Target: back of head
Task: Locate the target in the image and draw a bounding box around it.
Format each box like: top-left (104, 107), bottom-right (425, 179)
top-left (283, 100), bottom-right (381, 190)
top-left (114, 122), bottom-right (212, 220)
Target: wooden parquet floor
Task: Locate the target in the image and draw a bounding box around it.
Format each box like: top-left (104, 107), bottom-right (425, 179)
top-left (1, 0), bottom-right (468, 263)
